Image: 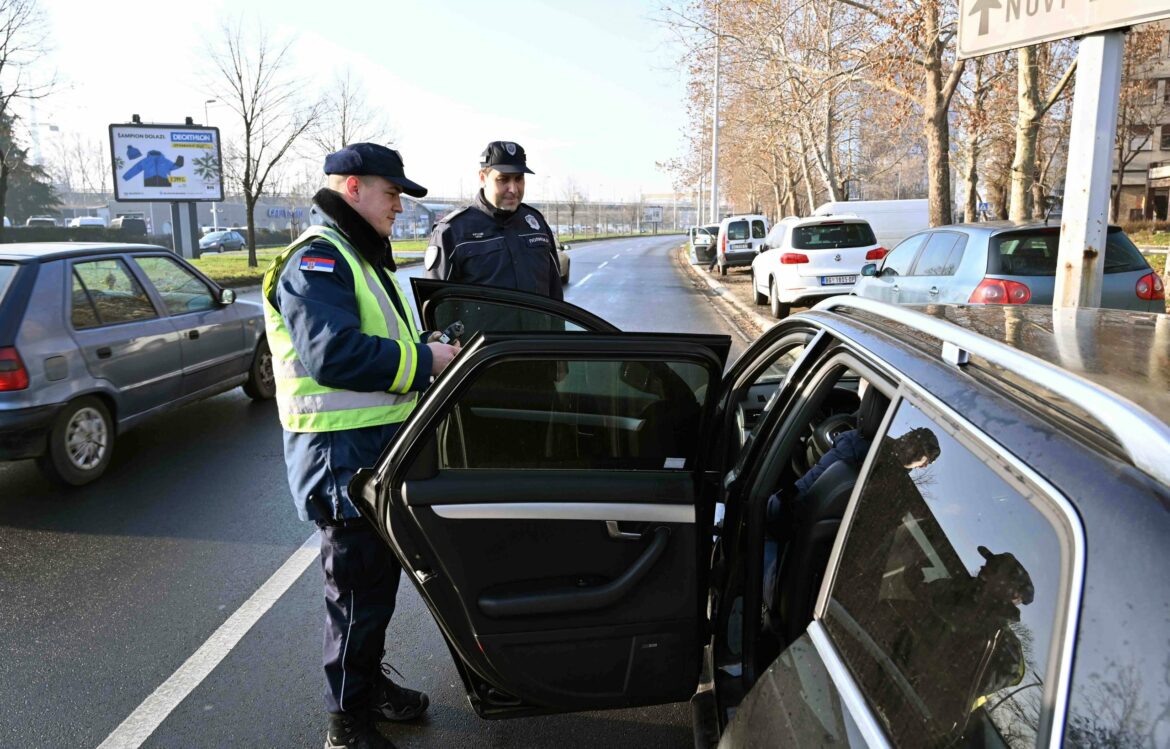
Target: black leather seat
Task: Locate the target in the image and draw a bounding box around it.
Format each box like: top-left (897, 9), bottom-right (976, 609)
top-left (774, 459), bottom-right (859, 644)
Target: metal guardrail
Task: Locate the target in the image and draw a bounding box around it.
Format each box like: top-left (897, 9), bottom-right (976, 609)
top-left (812, 296), bottom-right (1170, 486)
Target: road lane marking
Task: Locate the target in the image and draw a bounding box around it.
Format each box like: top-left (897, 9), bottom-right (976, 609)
top-left (612, 254), bottom-right (620, 259)
top-left (96, 532), bottom-right (321, 749)
top-left (577, 273), bottom-right (595, 286)
top-left (598, 261), bottom-right (608, 269)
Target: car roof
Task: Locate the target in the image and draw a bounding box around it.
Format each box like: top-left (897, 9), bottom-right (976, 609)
top-left (817, 299), bottom-right (1170, 479)
top-left (781, 215), bottom-right (871, 227)
top-left (928, 221), bottom-right (1121, 237)
top-left (0, 242), bottom-right (173, 262)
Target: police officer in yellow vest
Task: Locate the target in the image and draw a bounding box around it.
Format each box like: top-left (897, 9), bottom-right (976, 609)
top-left (263, 143), bottom-right (459, 749)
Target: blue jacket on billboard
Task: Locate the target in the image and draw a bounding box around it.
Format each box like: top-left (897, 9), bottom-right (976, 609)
top-left (122, 150), bottom-right (184, 188)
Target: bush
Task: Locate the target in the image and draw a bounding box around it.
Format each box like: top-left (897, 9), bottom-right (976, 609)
top-left (1118, 220), bottom-right (1170, 236)
top-left (0, 226), bottom-right (177, 245)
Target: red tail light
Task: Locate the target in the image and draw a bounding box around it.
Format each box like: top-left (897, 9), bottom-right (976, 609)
top-left (969, 278), bottom-right (1032, 305)
top-left (780, 253), bottom-right (809, 264)
top-left (720, 233), bottom-right (727, 256)
top-left (0, 347), bottom-right (29, 391)
top-left (866, 247), bottom-right (888, 261)
top-left (1136, 272), bottom-right (1165, 301)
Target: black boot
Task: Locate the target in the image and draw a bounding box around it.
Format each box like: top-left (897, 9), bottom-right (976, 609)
top-left (370, 663), bottom-right (430, 722)
top-left (324, 712), bottom-right (397, 749)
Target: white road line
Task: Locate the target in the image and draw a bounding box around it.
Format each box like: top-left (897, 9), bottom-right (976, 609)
top-left (612, 254), bottom-right (620, 259)
top-left (96, 532), bottom-right (321, 749)
top-left (577, 272), bottom-right (595, 286)
top-left (598, 261), bottom-right (608, 269)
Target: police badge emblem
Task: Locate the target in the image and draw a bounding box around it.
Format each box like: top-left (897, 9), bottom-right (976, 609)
top-left (505, 142), bottom-right (517, 156)
top-left (525, 214), bottom-right (540, 230)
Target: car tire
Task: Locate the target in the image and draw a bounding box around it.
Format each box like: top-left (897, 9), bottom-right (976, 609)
top-left (752, 271), bottom-right (767, 305)
top-left (36, 396), bottom-right (115, 487)
top-left (243, 338), bottom-right (276, 401)
top-left (719, 262), bottom-right (727, 277)
top-left (769, 280), bottom-right (791, 319)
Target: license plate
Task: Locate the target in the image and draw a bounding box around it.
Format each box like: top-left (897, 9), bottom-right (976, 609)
top-left (731, 242), bottom-right (749, 249)
top-left (821, 275), bottom-right (857, 285)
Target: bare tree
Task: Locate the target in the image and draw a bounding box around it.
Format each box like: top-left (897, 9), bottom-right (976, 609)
top-left (561, 178), bottom-right (584, 236)
top-left (1008, 43), bottom-right (1077, 221)
top-left (1111, 27), bottom-right (1168, 221)
top-left (0, 0), bottom-right (52, 240)
top-left (308, 67), bottom-right (394, 158)
top-left (207, 20), bottom-right (319, 266)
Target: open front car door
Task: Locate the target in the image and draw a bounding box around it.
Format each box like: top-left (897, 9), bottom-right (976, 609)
top-left (353, 281), bottom-right (732, 717)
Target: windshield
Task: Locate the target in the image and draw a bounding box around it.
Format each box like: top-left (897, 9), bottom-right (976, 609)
top-left (791, 222), bottom-right (876, 250)
top-left (989, 227), bottom-right (1149, 276)
top-left (727, 220), bottom-right (749, 241)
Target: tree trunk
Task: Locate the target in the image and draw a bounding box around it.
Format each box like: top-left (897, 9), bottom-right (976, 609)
top-left (0, 156), bottom-right (8, 244)
top-left (923, 10), bottom-right (955, 227)
top-left (245, 192), bottom-right (259, 268)
top-left (1010, 46), bottom-right (1042, 221)
top-left (963, 139), bottom-right (980, 222)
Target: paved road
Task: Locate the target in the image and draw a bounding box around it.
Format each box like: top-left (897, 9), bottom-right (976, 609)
top-left (0, 235), bottom-right (745, 748)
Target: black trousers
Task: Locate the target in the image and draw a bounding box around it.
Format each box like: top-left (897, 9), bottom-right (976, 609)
top-left (318, 520), bottom-right (403, 714)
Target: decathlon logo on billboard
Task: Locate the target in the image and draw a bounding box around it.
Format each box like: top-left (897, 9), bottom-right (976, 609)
top-left (171, 132), bottom-right (213, 144)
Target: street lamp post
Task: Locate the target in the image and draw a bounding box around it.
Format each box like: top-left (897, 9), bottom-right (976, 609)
top-left (204, 99), bottom-right (218, 231)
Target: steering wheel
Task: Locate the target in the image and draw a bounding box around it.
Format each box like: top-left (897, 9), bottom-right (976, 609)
top-left (792, 411), bottom-right (857, 477)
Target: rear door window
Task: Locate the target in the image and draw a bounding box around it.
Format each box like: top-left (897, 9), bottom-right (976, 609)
top-left (792, 223), bottom-right (876, 250)
top-left (134, 255), bottom-right (215, 314)
top-left (727, 221), bottom-right (749, 241)
top-left (989, 228), bottom-right (1149, 276)
top-left (0, 262), bottom-right (16, 305)
top-left (752, 220), bottom-right (767, 239)
top-left (880, 234), bottom-right (927, 277)
top-left (911, 232), bottom-right (967, 276)
top-left (823, 400), bottom-right (1072, 748)
top-left (71, 259), bottom-right (158, 328)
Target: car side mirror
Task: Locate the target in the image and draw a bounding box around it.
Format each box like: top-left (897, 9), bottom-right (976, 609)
top-left (219, 288), bottom-right (236, 305)
top-left (861, 263), bottom-right (877, 277)
top-left (561, 244), bottom-right (571, 252)
top-left (758, 244), bottom-right (768, 252)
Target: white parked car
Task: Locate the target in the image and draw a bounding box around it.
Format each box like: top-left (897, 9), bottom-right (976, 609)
top-left (66, 216), bottom-right (108, 228)
top-left (812, 199), bottom-right (928, 250)
top-left (750, 215), bottom-right (888, 318)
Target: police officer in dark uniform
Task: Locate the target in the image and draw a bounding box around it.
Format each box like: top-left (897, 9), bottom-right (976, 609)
top-left (424, 140), bottom-right (563, 300)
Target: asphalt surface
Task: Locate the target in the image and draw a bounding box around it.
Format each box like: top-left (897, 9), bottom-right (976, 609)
top-left (0, 235), bottom-right (748, 749)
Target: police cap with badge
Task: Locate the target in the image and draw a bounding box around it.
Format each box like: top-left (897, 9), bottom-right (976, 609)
top-left (480, 140), bottom-right (535, 175)
top-left (324, 142), bottom-right (428, 197)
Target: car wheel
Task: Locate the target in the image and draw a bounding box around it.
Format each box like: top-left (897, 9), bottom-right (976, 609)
top-left (752, 271), bottom-right (767, 305)
top-left (36, 396), bottom-right (115, 486)
top-left (769, 280), bottom-right (791, 319)
top-left (561, 271), bottom-right (569, 285)
top-left (243, 338), bottom-right (276, 401)
top-left (719, 262), bottom-right (727, 277)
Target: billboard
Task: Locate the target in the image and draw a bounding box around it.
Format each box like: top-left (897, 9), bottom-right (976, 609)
top-left (642, 205), bottom-right (663, 224)
top-left (109, 124), bottom-right (224, 202)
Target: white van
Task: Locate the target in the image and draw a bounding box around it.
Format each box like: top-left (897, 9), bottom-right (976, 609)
top-left (67, 216), bottom-right (108, 228)
top-left (812, 199), bottom-right (929, 250)
top-left (714, 214), bottom-right (769, 275)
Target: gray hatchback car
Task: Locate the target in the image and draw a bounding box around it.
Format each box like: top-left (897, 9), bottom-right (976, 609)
top-left (854, 222), bottom-right (1164, 310)
top-left (0, 243), bottom-right (273, 486)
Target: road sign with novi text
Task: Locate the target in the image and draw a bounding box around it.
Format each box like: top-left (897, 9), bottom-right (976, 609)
top-left (958, 0), bottom-right (1170, 59)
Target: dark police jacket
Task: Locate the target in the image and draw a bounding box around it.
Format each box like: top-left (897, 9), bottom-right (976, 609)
top-left (425, 190), bottom-right (563, 300)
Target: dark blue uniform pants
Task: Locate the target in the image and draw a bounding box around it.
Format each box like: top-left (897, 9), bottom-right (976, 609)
top-left (318, 520), bottom-right (403, 714)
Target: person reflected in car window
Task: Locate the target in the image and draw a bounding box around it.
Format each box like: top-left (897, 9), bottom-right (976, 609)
top-left (893, 545), bottom-right (1035, 740)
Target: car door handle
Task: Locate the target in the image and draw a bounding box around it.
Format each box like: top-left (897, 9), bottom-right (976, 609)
top-left (929, 286), bottom-right (939, 296)
top-left (188, 329), bottom-right (200, 340)
top-left (892, 284), bottom-right (900, 293)
top-left (606, 521), bottom-right (642, 540)
top-left (96, 347), bottom-right (112, 359)
top-left (477, 526), bottom-right (670, 618)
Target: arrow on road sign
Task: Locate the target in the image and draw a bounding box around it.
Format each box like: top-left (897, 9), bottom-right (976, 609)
top-left (968, 0), bottom-right (1001, 36)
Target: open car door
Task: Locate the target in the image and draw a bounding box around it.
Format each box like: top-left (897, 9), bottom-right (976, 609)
top-left (352, 281), bottom-right (731, 717)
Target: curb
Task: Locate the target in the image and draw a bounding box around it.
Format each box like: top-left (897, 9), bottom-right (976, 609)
top-left (673, 245), bottom-right (775, 334)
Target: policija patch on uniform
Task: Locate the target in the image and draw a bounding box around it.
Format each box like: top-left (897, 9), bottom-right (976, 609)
top-left (299, 256), bottom-right (336, 273)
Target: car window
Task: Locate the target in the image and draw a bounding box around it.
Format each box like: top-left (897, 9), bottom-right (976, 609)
top-left (766, 224), bottom-right (787, 248)
top-left (133, 256), bottom-right (215, 314)
top-left (0, 262), bottom-right (16, 305)
top-left (823, 400), bottom-right (1069, 748)
top-left (429, 298), bottom-right (585, 343)
top-left (792, 223), bottom-right (877, 250)
top-left (727, 221), bottom-right (749, 241)
top-left (71, 259), bottom-right (158, 328)
top-left (911, 232), bottom-right (967, 276)
top-left (433, 356), bottom-right (713, 471)
top-left (880, 233), bottom-right (927, 277)
top-left (989, 228), bottom-right (1148, 276)
top-left (752, 220), bottom-right (767, 239)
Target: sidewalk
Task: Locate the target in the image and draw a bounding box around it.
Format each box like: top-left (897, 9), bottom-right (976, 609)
top-left (673, 245), bottom-right (776, 337)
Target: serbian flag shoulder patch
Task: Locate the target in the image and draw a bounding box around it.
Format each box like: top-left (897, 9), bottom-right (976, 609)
top-left (299, 256), bottom-right (336, 273)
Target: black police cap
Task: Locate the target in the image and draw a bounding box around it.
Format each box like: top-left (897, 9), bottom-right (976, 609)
top-left (323, 143), bottom-right (427, 198)
top-left (480, 141), bottom-right (535, 175)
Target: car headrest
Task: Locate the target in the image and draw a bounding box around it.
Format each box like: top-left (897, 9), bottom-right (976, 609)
top-left (856, 386), bottom-right (891, 441)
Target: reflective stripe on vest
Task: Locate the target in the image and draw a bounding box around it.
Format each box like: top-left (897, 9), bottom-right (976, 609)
top-left (262, 225), bottom-right (421, 432)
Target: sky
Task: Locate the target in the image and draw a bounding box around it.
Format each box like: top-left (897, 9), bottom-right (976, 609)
top-left (28, 0), bottom-right (693, 201)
